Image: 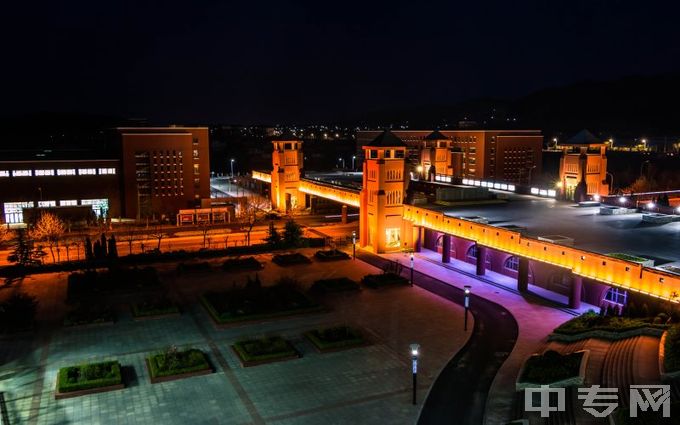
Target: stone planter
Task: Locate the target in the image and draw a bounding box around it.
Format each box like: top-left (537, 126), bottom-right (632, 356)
top-left (145, 358), bottom-right (213, 384)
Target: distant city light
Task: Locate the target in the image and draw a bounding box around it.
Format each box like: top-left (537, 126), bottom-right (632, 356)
top-left (593, 194), bottom-right (601, 201)
top-left (619, 196), bottom-right (627, 204)
top-left (647, 202), bottom-right (655, 209)
top-left (416, 165), bottom-right (423, 173)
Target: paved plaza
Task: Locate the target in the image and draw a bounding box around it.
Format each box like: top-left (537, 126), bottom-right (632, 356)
top-left (0, 248), bottom-right (471, 424)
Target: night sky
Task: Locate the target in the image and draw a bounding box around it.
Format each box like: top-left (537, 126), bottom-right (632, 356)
top-left (3, 1), bottom-right (679, 124)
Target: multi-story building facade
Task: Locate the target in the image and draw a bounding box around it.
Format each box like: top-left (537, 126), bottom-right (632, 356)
top-left (558, 130), bottom-right (610, 201)
top-left (118, 127), bottom-right (210, 220)
top-left (0, 155), bottom-right (121, 224)
top-left (0, 126), bottom-right (211, 225)
top-left (357, 129), bottom-right (543, 184)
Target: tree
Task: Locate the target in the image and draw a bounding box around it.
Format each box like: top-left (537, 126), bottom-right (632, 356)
top-left (85, 236), bottom-right (94, 262)
top-left (150, 225), bottom-right (168, 251)
top-left (30, 212), bottom-right (66, 263)
top-left (238, 195), bottom-right (270, 246)
top-left (108, 235), bottom-right (118, 259)
top-left (120, 226), bottom-right (141, 255)
top-left (264, 221), bottom-right (281, 247)
top-left (199, 222), bottom-right (212, 248)
top-left (0, 225), bottom-right (14, 247)
top-left (100, 233), bottom-right (108, 258)
top-left (7, 229), bottom-right (44, 267)
top-left (283, 219), bottom-right (303, 247)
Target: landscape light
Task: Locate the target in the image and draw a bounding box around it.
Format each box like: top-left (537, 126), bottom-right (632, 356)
top-left (647, 202), bottom-right (655, 209)
top-left (619, 196), bottom-right (627, 204)
top-left (593, 194), bottom-right (601, 201)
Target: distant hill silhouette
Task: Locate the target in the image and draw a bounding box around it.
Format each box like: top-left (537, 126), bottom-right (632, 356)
top-left (353, 72), bottom-right (680, 135)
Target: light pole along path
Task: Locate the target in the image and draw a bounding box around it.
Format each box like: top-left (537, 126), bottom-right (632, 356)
top-left (355, 250), bottom-right (519, 425)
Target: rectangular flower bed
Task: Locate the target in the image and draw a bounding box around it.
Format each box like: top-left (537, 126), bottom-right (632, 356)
top-left (146, 348), bottom-right (212, 383)
top-left (553, 311), bottom-right (665, 337)
top-left (272, 253), bottom-right (311, 266)
top-left (177, 261), bottom-right (212, 273)
top-left (314, 249), bottom-right (351, 262)
top-left (232, 336), bottom-right (299, 367)
top-left (64, 305), bottom-right (115, 327)
top-left (305, 326), bottom-right (365, 352)
top-left (55, 360), bottom-right (123, 399)
top-left (221, 257), bottom-right (263, 272)
top-left (310, 278), bottom-right (359, 294)
top-left (132, 298), bottom-right (180, 320)
top-left (361, 272), bottom-right (409, 289)
top-left (67, 267), bottom-right (160, 300)
top-left (201, 284), bottom-right (322, 325)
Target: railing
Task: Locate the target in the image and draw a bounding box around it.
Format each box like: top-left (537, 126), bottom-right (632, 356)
top-left (251, 170), bottom-right (271, 183)
top-left (403, 205), bottom-right (680, 303)
top-left (299, 179), bottom-right (360, 207)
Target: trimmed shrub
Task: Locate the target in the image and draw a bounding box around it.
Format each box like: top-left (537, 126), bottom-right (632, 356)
top-left (221, 257), bottom-right (263, 272)
top-left (314, 250), bottom-right (351, 262)
top-left (361, 272), bottom-right (409, 288)
top-left (57, 361), bottom-right (122, 393)
top-left (147, 347), bottom-right (210, 378)
top-left (233, 336), bottom-right (297, 363)
top-left (519, 350), bottom-right (583, 385)
top-left (272, 253), bottom-right (311, 266)
top-left (310, 277), bottom-right (359, 294)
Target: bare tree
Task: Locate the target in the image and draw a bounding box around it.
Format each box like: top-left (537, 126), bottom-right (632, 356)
top-left (31, 212), bottom-right (66, 263)
top-left (149, 225), bottom-right (168, 251)
top-left (120, 225), bottom-right (141, 255)
top-left (238, 195), bottom-right (270, 246)
top-left (198, 222), bottom-right (212, 248)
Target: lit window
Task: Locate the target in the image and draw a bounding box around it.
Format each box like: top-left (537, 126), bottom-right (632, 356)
top-left (35, 169), bottom-right (55, 176)
top-left (98, 168), bottom-right (116, 175)
top-left (193, 164), bottom-right (200, 175)
top-left (60, 200), bottom-right (78, 206)
top-left (385, 228), bottom-right (401, 248)
top-left (38, 200), bottom-right (56, 208)
top-left (504, 256), bottom-right (520, 271)
top-left (12, 170), bottom-right (32, 177)
top-left (78, 168), bottom-right (96, 175)
top-left (192, 149), bottom-right (199, 159)
top-left (0, 171), bottom-right (8, 177)
top-left (57, 169), bottom-right (76, 176)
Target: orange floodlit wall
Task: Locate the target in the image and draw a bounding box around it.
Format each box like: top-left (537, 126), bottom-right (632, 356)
top-left (403, 205), bottom-right (680, 302)
top-left (299, 179), bottom-right (360, 208)
top-left (252, 171), bottom-right (271, 183)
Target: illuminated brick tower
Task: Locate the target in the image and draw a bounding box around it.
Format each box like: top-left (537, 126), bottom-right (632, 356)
top-left (359, 130), bottom-right (408, 253)
top-left (419, 130), bottom-right (453, 181)
top-left (270, 132), bottom-right (306, 212)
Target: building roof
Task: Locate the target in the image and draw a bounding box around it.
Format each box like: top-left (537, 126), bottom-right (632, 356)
top-left (273, 130), bottom-right (301, 141)
top-left (567, 129), bottom-right (601, 145)
top-left (366, 130), bottom-right (406, 147)
top-left (424, 130), bottom-right (449, 141)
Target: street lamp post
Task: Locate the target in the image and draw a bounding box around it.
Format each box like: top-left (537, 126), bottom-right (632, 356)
top-left (352, 155), bottom-right (356, 171)
top-left (410, 343), bottom-right (420, 405)
top-left (230, 158), bottom-right (235, 177)
top-left (410, 252), bottom-right (414, 286)
top-left (606, 172), bottom-right (614, 194)
top-left (464, 285), bottom-right (471, 331)
top-left (352, 231), bottom-right (356, 260)
top-left (338, 157), bottom-right (345, 169)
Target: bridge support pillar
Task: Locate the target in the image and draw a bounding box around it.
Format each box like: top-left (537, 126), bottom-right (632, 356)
top-left (517, 257), bottom-right (529, 292)
top-left (341, 205), bottom-right (348, 224)
top-left (476, 245), bottom-right (487, 276)
top-left (442, 234), bottom-right (451, 263)
top-left (414, 226), bottom-right (422, 253)
top-left (569, 275), bottom-right (583, 309)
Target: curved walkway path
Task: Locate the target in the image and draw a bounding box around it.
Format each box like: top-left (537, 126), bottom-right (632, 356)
top-left (356, 251), bottom-right (519, 425)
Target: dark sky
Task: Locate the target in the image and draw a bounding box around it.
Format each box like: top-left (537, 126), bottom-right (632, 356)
top-left (2, 0), bottom-right (679, 124)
